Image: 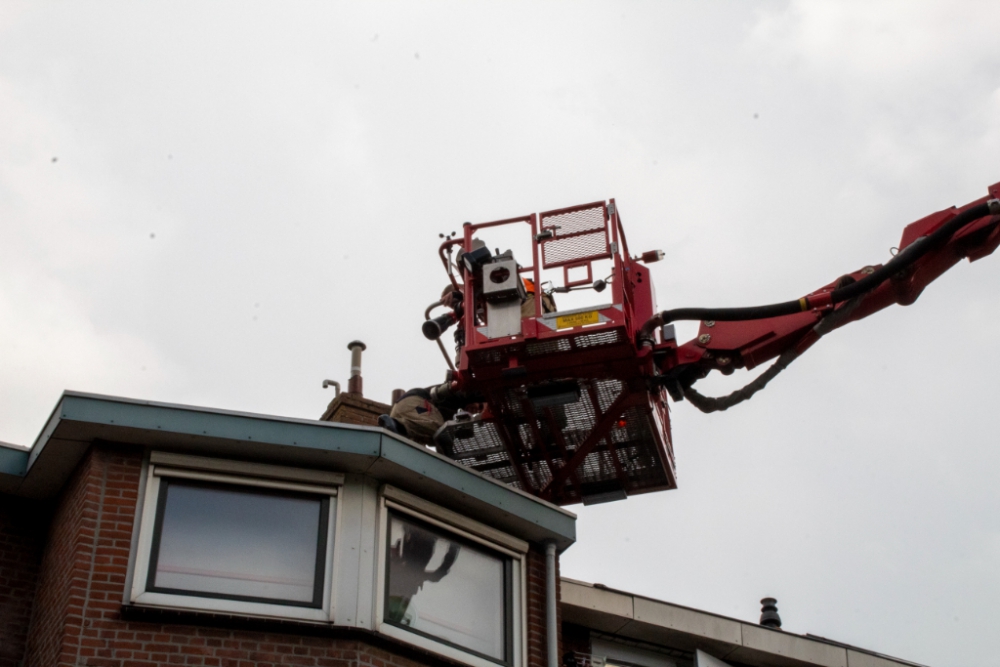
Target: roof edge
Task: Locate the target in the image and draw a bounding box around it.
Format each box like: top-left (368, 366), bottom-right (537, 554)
top-left (560, 578), bottom-right (927, 667)
top-left (13, 391), bottom-right (576, 548)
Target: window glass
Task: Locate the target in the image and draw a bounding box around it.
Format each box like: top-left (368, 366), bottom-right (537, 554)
top-left (148, 479), bottom-right (329, 606)
top-left (385, 511), bottom-right (510, 662)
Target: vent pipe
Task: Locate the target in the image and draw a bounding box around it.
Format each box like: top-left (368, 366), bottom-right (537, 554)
top-left (759, 597), bottom-right (782, 628)
top-left (347, 340), bottom-right (366, 396)
top-left (546, 541), bottom-right (558, 667)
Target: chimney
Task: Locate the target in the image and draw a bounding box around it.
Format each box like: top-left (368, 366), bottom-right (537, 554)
top-left (759, 598), bottom-right (782, 629)
top-left (347, 340), bottom-right (366, 396)
top-left (319, 340), bottom-right (390, 425)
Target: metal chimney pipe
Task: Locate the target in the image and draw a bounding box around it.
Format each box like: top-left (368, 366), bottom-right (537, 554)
top-left (759, 597), bottom-right (782, 628)
top-left (347, 340), bottom-right (366, 395)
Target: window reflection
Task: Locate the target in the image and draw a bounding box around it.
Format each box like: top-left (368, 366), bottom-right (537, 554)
top-left (385, 512), bottom-right (509, 662)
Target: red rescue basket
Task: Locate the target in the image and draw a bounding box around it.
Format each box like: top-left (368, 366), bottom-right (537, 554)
top-left (434, 200), bottom-right (677, 506)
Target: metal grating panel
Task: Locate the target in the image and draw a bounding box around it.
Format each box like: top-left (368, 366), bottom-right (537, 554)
top-left (497, 387), bottom-right (526, 419)
top-left (540, 204), bottom-right (610, 269)
top-left (593, 378), bottom-right (621, 413)
top-left (573, 329), bottom-right (623, 348)
top-left (437, 419), bottom-right (525, 491)
top-left (541, 231), bottom-right (609, 267)
top-left (542, 205), bottom-right (606, 236)
top-left (526, 338), bottom-right (573, 357)
top-left (435, 376), bottom-right (673, 505)
top-left (517, 422), bottom-right (554, 490)
top-left (471, 348), bottom-right (506, 366)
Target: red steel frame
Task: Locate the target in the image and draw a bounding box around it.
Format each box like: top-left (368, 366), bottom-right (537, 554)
top-left (439, 182), bottom-right (1000, 505)
top-left (451, 200), bottom-right (676, 504)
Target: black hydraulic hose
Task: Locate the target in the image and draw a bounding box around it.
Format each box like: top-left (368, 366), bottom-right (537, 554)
top-left (830, 201), bottom-right (990, 303)
top-left (640, 201), bottom-right (995, 343)
top-left (654, 301), bottom-right (804, 326)
top-left (681, 296), bottom-right (863, 413)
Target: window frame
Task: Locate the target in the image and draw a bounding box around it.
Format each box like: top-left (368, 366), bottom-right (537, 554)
top-left (130, 453), bottom-right (342, 623)
top-left (591, 636), bottom-right (683, 667)
top-left (375, 485), bottom-right (527, 667)
top-left (145, 476), bottom-right (331, 608)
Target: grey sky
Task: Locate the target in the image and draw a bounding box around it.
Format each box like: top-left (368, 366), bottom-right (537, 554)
top-left (2, 2), bottom-right (999, 665)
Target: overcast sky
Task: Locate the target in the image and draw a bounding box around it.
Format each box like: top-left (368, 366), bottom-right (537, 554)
top-left (2, 2), bottom-right (999, 665)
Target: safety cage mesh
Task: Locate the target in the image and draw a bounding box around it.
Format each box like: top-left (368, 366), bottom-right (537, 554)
top-left (434, 377), bottom-right (673, 504)
top-left (540, 203), bottom-right (611, 269)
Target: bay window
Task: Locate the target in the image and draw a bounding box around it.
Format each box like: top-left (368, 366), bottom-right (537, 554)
top-left (128, 454), bottom-right (529, 667)
top-left (378, 487), bottom-right (526, 667)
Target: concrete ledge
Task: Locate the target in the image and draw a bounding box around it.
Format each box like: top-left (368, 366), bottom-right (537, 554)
top-left (561, 580), bottom-right (633, 634)
top-left (633, 596), bottom-right (742, 645)
top-left (734, 625), bottom-right (846, 667)
top-left (560, 579), bottom-right (924, 667)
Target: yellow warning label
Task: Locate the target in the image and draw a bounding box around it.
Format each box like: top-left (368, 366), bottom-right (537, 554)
top-left (555, 310), bottom-right (600, 329)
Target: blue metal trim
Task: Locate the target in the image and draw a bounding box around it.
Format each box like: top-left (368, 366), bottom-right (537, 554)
top-left (57, 394), bottom-right (382, 457)
top-left (0, 445), bottom-right (28, 477)
top-left (26, 392), bottom-right (575, 542)
top-left (28, 395), bottom-right (67, 468)
top-left (380, 435), bottom-right (576, 540)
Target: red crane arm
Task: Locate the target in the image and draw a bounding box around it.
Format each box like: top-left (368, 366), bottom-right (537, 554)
top-left (651, 182), bottom-right (1000, 410)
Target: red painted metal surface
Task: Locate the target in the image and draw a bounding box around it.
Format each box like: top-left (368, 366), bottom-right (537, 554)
top-left (436, 200), bottom-right (676, 506)
top-left (663, 182), bottom-right (1000, 378)
top-left (433, 183), bottom-right (1000, 506)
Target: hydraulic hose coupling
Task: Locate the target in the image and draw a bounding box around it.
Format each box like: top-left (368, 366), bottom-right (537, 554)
top-left (637, 314), bottom-right (664, 348)
top-left (988, 198), bottom-right (1000, 215)
top-left (422, 311), bottom-right (458, 340)
top-left (799, 290), bottom-right (834, 312)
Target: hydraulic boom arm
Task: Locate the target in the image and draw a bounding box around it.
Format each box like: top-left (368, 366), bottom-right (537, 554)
top-left (420, 185), bottom-right (1000, 505)
top-left (649, 182), bottom-right (1000, 412)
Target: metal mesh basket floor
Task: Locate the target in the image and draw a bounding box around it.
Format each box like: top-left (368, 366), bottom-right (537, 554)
top-left (436, 377), bottom-right (674, 505)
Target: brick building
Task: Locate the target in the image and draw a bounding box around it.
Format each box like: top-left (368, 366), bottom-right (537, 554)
top-left (1, 391), bottom-right (925, 667)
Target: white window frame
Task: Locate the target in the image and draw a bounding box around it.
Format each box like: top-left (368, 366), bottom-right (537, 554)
top-left (592, 637), bottom-right (681, 667)
top-left (375, 485), bottom-right (528, 667)
top-left (130, 452), bottom-right (342, 623)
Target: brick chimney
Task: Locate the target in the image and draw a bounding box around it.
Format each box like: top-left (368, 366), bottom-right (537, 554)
top-left (320, 341), bottom-right (390, 426)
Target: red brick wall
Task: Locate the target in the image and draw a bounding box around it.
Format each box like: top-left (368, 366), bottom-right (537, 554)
top-left (0, 494), bottom-right (50, 667)
top-left (526, 547), bottom-right (561, 667)
top-left (320, 394), bottom-right (391, 425)
top-left (559, 624), bottom-right (591, 667)
top-left (67, 626), bottom-right (455, 667)
top-left (20, 444), bottom-right (560, 667)
top-left (23, 444), bottom-right (140, 666)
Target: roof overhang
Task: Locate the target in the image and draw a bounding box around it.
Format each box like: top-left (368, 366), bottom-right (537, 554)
top-left (560, 578), bottom-right (925, 667)
top-left (0, 391), bottom-right (575, 550)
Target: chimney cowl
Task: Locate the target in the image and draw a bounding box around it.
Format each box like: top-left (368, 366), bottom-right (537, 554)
top-left (759, 597), bottom-right (782, 629)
